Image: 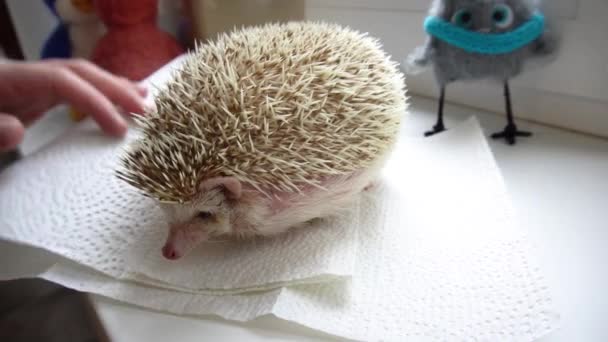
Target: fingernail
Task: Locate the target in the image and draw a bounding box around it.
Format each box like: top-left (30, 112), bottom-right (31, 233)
top-left (112, 116), bottom-right (129, 137)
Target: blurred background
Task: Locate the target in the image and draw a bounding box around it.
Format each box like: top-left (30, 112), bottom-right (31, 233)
top-left (2, 0), bottom-right (607, 137)
top-left (0, 1), bottom-right (606, 341)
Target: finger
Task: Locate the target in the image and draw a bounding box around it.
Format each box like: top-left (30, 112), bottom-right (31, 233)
top-left (0, 113), bottom-right (25, 152)
top-left (8, 102), bottom-right (46, 127)
top-left (49, 68), bottom-right (128, 136)
top-left (60, 59), bottom-right (147, 115)
top-left (18, 112), bottom-right (45, 127)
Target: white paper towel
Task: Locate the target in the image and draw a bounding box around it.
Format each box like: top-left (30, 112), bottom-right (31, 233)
top-left (0, 114), bottom-right (559, 341)
top-left (0, 119), bottom-right (361, 294)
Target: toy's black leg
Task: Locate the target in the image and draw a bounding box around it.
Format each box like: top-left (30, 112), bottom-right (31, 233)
top-left (425, 86), bottom-right (446, 137)
top-left (491, 81), bottom-right (532, 145)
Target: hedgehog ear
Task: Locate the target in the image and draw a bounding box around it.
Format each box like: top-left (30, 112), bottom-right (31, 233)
top-left (199, 177), bottom-right (242, 200)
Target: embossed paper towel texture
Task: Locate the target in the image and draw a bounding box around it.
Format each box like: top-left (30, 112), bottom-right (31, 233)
top-left (0, 121), bottom-right (360, 294)
top-left (2, 117), bottom-right (559, 341)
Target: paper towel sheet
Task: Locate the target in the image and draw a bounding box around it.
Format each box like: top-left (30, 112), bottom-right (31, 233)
top-left (0, 113), bottom-right (359, 295)
top-left (3, 118), bottom-right (559, 341)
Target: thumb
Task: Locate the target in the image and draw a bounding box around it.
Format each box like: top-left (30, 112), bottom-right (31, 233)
top-left (0, 113), bottom-right (25, 153)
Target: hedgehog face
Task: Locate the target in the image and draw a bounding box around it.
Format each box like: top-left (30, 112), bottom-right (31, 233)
top-left (440, 0), bottom-right (532, 33)
top-left (159, 189), bottom-right (232, 260)
top-left (159, 177), bottom-right (243, 260)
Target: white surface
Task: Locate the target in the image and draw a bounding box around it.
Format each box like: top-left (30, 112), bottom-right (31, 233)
top-left (0, 108), bottom-right (559, 340)
top-left (0, 112), bottom-right (360, 294)
top-left (93, 96), bottom-right (608, 342)
top-left (3, 94), bottom-right (608, 341)
top-left (2, 97), bottom-right (607, 341)
top-left (404, 98), bottom-right (608, 342)
top-left (0, 54), bottom-right (606, 342)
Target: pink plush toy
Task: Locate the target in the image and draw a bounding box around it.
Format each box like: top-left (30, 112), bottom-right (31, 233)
top-left (91, 0), bottom-right (184, 81)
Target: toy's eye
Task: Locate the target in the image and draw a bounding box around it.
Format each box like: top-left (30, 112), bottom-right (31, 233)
top-left (196, 211), bottom-right (213, 220)
top-left (491, 4), bottom-right (514, 29)
top-left (451, 9), bottom-right (474, 28)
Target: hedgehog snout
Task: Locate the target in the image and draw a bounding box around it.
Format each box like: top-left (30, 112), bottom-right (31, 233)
top-left (162, 223), bottom-right (208, 260)
top-left (162, 243), bottom-right (181, 260)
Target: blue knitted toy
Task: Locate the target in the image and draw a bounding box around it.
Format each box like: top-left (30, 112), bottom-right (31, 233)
top-left (408, 0), bottom-right (558, 145)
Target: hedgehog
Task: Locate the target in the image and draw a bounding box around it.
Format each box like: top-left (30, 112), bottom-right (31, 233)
top-left (116, 21), bottom-right (407, 260)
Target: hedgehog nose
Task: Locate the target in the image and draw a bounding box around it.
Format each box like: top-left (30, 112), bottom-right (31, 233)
top-left (162, 244), bottom-right (181, 260)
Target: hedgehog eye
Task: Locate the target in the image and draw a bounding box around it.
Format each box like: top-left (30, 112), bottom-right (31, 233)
top-left (196, 211), bottom-right (213, 220)
top-left (451, 9), bottom-right (473, 29)
top-left (491, 4), bottom-right (514, 29)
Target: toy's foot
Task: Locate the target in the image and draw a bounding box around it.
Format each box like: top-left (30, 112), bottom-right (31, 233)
top-left (490, 124), bottom-right (532, 145)
top-left (424, 123), bottom-right (446, 137)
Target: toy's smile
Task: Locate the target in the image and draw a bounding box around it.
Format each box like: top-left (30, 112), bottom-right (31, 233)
top-left (424, 13), bottom-right (545, 55)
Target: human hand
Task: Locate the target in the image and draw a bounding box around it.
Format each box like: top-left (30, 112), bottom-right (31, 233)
top-left (0, 58), bottom-right (148, 152)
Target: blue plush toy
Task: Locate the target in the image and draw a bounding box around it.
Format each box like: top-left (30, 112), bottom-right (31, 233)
top-left (41, 0), bottom-right (72, 59)
top-left (408, 0), bottom-right (558, 145)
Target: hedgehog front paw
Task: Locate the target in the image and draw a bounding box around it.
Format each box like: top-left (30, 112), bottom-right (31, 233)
top-left (424, 123), bottom-right (446, 137)
top-left (304, 217), bottom-right (325, 227)
top-left (491, 124), bottom-right (532, 145)
top-left (363, 181), bottom-right (377, 192)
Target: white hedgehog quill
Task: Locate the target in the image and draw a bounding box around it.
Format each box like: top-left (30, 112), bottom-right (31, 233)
top-left (117, 22), bottom-right (407, 260)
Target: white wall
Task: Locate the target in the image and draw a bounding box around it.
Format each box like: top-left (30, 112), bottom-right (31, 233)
top-left (306, 0), bottom-right (608, 137)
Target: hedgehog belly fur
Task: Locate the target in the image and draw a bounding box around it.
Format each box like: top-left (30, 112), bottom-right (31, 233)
top-left (117, 21), bottom-right (407, 204)
top-left (253, 153), bottom-right (389, 236)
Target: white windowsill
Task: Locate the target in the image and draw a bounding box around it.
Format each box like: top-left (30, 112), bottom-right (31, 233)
top-left (4, 91), bottom-right (605, 342)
